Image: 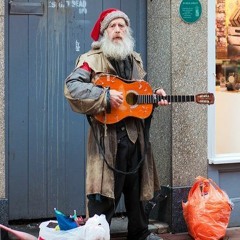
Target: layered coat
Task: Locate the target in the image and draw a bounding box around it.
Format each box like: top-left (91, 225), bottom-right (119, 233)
top-left (64, 48), bottom-right (160, 201)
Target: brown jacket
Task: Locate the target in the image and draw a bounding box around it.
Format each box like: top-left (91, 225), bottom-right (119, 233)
top-left (64, 48), bottom-right (160, 201)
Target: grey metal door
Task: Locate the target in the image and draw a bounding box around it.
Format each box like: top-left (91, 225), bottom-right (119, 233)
top-left (6, 0), bottom-right (146, 220)
top-left (208, 164), bottom-right (240, 227)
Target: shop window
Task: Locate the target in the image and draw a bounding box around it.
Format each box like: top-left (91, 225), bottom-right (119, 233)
top-left (215, 0), bottom-right (240, 158)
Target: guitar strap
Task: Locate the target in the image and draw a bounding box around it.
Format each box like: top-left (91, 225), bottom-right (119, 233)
top-left (86, 115), bottom-right (152, 175)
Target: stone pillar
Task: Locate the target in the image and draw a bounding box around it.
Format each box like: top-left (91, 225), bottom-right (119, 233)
top-left (0, 0), bottom-right (8, 226)
top-left (147, 0), bottom-right (208, 233)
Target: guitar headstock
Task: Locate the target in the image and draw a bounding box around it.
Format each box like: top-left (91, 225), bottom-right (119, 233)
top-left (195, 93), bottom-right (215, 105)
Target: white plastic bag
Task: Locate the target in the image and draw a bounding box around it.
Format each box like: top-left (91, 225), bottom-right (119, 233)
top-left (38, 214), bottom-right (110, 240)
top-left (84, 214), bottom-right (110, 240)
top-left (38, 220), bottom-right (85, 240)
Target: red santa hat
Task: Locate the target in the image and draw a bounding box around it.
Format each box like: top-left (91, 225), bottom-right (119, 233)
top-left (91, 8), bottom-right (130, 41)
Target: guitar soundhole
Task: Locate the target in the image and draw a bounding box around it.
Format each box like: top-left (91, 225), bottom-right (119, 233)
top-left (126, 92), bottom-right (138, 106)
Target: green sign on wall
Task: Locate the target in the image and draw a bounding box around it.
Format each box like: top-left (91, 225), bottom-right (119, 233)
top-left (179, 0), bottom-right (202, 24)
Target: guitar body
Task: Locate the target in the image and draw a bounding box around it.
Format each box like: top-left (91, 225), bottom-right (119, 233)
top-left (94, 75), bottom-right (153, 124)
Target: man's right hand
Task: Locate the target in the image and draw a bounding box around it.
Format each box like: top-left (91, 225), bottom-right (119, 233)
top-left (109, 89), bottom-right (123, 108)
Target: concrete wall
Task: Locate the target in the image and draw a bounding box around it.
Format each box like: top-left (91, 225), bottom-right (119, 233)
top-left (148, 0), bottom-right (208, 232)
top-left (0, 0), bottom-right (5, 199)
top-left (0, 0), bottom-right (8, 226)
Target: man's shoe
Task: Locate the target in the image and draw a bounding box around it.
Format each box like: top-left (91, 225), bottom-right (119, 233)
top-left (145, 232), bottom-right (163, 240)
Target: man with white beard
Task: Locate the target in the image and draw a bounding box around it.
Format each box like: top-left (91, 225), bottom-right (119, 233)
top-left (64, 8), bottom-right (167, 240)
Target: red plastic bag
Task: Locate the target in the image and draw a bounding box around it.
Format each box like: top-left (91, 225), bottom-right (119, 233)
top-left (182, 176), bottom-right (232, 240)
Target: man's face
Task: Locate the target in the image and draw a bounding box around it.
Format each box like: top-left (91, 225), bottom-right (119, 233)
top-left (106, 18), bottom-right (127, 43)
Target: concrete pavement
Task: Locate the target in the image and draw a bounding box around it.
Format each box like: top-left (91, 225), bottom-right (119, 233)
top-left (2, 216), bottom-right (240, 239)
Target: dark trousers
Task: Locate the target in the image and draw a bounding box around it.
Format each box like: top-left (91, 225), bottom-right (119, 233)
top-left (88, 133), bottom-right (150, 240)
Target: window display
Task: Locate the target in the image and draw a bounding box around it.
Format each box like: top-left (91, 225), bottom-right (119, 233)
top-left (216, 0), bottom-right (240, 90)
top-left (215, 0), bottom-right (240, 155)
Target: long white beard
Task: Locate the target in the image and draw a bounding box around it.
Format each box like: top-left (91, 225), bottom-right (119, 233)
top-left (100, 29), bottom-right (135, 60)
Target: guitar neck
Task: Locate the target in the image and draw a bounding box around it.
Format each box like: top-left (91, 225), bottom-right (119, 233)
top-left (137, 95), bottom-right (195, 104)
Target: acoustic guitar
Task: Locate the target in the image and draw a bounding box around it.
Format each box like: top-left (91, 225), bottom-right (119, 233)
top-left (94, 74), bottom-right (214, 124)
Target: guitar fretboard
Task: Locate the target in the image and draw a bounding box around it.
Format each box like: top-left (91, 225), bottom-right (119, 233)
top-left (137, 95), bottom-right (195, 104)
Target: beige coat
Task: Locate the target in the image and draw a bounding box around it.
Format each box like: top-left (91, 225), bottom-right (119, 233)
top-left (64, 48), bottom-right (160, 201)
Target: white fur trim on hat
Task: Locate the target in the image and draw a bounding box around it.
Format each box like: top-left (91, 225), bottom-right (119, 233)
top-left (100, 10), bottom-right (130, 34)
